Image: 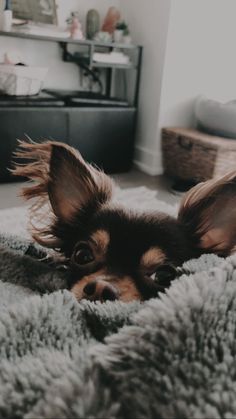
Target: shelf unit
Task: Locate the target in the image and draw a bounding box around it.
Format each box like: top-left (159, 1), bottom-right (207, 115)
top-left (0, 29), bottom-right (140, 49)
top-left (0, 30), bottom-right (143, 179)
top-left (0, 29), bottom-right (142, 105)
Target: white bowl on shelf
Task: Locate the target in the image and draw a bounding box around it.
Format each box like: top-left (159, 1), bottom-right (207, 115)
top-left (0, 65), bottom-right (48, 96)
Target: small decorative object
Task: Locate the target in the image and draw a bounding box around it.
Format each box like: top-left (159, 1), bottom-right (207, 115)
top-left (114, 21), bottom-right (127, 43)
top-left (102, 7), bottom-right (120, 34)
top-left (4, 50), bottom-right (23, 65)
top-left (86, 9), bottom-right (100, 40)
top-left (93, 31), bottom-right (112, 43)
top-left (12, 0), bottom-right (58, 25)
top-left (93, 51), bottom-right (130, 65)
top-left (122, 26), bottom-right (132, 44)
top-left (2, 0), bottom-right (12, 32)
top-left (67, 12), bottom-right (84, 40)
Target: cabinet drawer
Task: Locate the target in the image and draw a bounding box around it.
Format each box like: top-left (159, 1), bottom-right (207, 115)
top-left (68, 107), bottom-right (136, 172)
top-left (0, 108), bottom-right (67, 181)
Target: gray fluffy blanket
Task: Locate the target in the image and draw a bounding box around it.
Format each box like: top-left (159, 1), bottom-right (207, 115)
top-left (0, 233), bottom-right (236, 419)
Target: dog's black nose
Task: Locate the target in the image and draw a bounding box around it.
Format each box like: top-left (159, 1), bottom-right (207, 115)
top-left (83, 281), bottom-right (96, 296)
top-left (83, 280), bottom-right (118, 302)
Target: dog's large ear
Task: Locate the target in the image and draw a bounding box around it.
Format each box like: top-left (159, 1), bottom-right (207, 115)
top-left (178, 172), bottom-right (236, 255)
top-left (12, 140), bottom-right (113, 222)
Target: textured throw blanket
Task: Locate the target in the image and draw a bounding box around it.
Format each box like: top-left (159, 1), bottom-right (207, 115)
top-left (0, 232), bottom-right (236, 418)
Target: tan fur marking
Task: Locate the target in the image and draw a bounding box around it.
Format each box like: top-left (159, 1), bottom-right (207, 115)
top-left (91, 230), bottom-right (110, 253)
top-left (116, 276), bottom-right (143, 302)
top-left (71, 271), bottom-right (142, 302)
top-left (140, 247), bottom-right (166, 270)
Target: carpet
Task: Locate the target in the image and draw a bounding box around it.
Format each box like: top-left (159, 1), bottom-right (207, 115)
top-left (0, 187), bottom-right (235, 418)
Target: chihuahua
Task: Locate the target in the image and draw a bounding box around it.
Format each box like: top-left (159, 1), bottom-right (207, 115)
top-left (12, 141), bottom-right (236, 302)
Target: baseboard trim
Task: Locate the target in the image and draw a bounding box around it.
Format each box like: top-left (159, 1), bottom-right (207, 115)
top-left (133, 145), bottom-right (163, 176)
top-left (133, 159), bottom-right (162, 176)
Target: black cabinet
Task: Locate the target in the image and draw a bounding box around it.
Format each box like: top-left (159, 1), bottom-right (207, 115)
top-left (0, 107), bottom-right (67, 181)
top-left (0, 105), bottom-right (136, 181)
top-left (0, 30), bottom-right (142, 182)
top-left (68, 107), bottom-right (136, 171)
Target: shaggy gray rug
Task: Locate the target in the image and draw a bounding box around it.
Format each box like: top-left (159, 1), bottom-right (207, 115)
top-left (0, 187), bottom-right (235, 418)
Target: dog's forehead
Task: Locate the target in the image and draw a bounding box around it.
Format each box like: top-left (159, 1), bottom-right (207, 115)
top-left (91, 229), bottom-right (110, 250)
top-left (69, 206), bottom-right (190, 267)
top-left (90, 207), bottom-right (174, 251)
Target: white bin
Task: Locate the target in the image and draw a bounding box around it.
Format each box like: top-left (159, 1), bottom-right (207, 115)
top-left (0, 65), bottom-right (48, 96)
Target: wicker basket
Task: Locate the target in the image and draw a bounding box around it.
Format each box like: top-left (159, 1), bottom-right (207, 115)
top-left (162, 127), bottom-right (236, 182)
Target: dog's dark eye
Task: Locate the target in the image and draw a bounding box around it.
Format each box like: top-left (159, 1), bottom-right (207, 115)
top-left (149, 264), bottom-right (177, 287)
top-left (73, 244), bottom-right (94, 265)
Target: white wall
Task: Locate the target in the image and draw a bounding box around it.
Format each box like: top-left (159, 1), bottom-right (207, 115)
top-left (119, 0), bottom-right (171, 175)
top-left (0, 0), bottom-right (119, 90)
top-left (119, 0), bottom-right (236, 175)
top-left (158, 0), bottom-right (236, 172)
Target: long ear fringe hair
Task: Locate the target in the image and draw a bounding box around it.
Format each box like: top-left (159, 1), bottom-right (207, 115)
top-left (11, 140), bottom-right (63, 249)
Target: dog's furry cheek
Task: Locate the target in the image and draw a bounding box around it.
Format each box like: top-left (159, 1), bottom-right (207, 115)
top-left (116, 277), bottom-right (143, 302)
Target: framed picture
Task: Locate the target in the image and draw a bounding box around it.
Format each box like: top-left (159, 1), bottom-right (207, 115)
top-left (12, 0), bottom-right (58, 25)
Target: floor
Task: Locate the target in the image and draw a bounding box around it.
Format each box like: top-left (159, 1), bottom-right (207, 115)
top-left (0, 169), bottom-right (181, 210)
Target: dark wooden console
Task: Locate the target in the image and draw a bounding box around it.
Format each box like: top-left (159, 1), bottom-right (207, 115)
top-left (0, 30), bottom-right (142, 181)
top-left (0, 104), bottom-right (136, 181)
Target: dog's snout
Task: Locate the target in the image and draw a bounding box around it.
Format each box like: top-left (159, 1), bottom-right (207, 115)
top-left (83, 281), bottom-right (96, 296)
top-left (83, 280), bottom-right (119, 302)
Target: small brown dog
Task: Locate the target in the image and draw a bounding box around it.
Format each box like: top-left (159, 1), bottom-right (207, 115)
top-left (13, 141), bottom-right (236, 302)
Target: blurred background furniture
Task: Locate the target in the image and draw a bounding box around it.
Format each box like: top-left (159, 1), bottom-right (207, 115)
top-left (0, 27), bottom-right (142, 181)
top-left (162, 127), bottom-right (236, 184)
